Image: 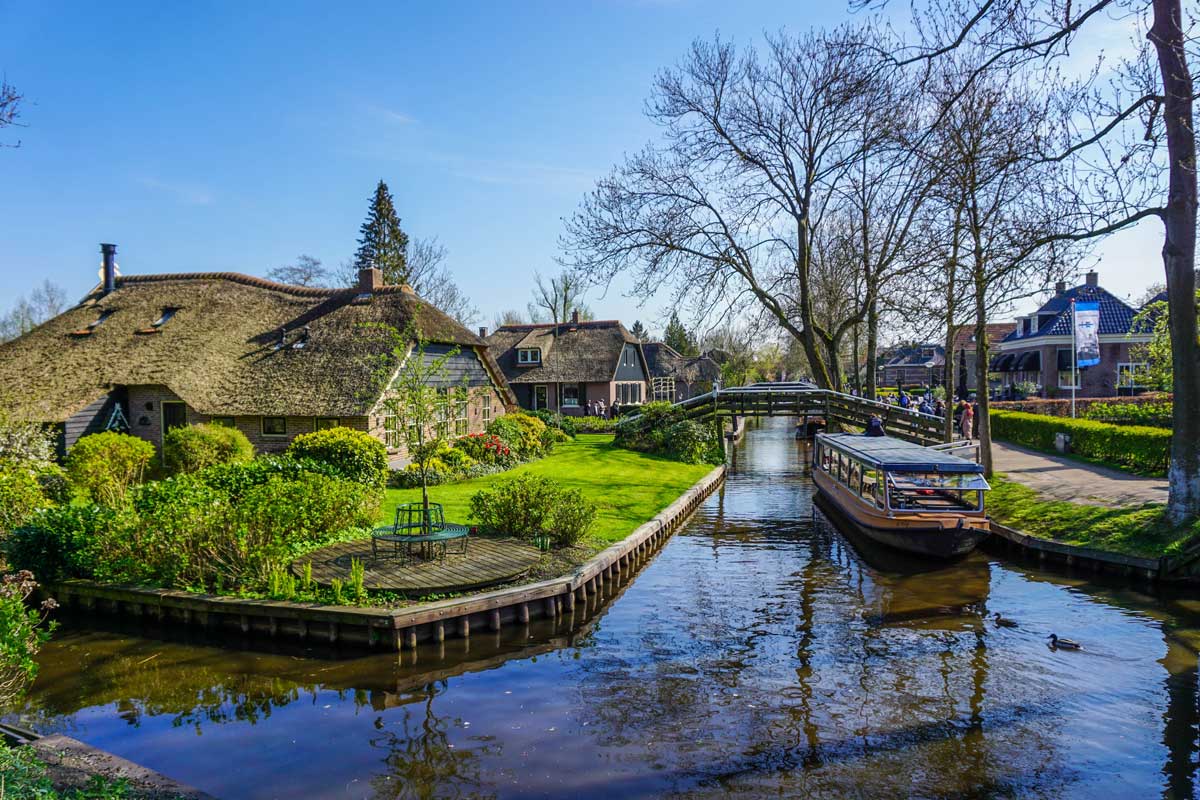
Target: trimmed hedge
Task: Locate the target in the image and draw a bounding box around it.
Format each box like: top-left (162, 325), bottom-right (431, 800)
top-left (992, 394), bottom-right (1171, 419)
top-left (287, 427), bottom-right (388, 490)
top-left (990, 410), bottom-right (1170, 476)
top-left (163, 423), bottom-right (254, 474)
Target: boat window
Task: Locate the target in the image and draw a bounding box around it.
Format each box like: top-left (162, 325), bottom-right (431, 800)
top-left (888, 473), bottom-right (990, 491)
top-left (848, 460), bottom-right (861, 493)
top-left (861, 468), bottom-right (882, 506)
top-left (820, 444), bottom-right (834, 473)
top-left (885, 472), bottom-right (988, 512)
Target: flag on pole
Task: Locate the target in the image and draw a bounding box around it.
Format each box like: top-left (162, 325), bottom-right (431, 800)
top-left (1074, 300), bottom-right (1101, 368)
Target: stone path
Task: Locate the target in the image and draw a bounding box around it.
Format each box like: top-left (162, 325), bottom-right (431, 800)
top-left (991, 441), bottom-right (1169, 507)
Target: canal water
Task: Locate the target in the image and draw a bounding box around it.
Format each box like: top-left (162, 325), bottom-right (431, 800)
top-left (8, 418), bottom-right (1200, 798)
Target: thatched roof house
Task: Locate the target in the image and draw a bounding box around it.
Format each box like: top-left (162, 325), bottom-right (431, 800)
top-left (640, 342), bottom-right (721, 402)
top-left (485, 314), bottom-right (649, 414)
top-left (0, 256), bottom-right (514, 456)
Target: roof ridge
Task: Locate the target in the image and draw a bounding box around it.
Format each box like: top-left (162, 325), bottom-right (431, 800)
top-left (112, 272), bottom-right (416, 299)
top-left (494, 319), bottom-right (625, 331)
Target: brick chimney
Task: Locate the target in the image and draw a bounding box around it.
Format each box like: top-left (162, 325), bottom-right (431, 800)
top-left (1055, 280), bottom-right (1066, 295)
top-left (1085, 270), bottom-right (1099, 287)
top-left (478, 326), bottom-right (488, 338)
top-left (358, 266), bottom-right (382, 292)
top-left (100, 243), bottom-right (117, 295)
top-left (571, 308), bottom-right (580, 324)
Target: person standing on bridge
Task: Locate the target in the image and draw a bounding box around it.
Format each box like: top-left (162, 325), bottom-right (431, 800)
top-left (959, 400), bottom-right (974, 440)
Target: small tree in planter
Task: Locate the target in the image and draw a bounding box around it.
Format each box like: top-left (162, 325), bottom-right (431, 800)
top-left (376, 317), bottom-right (468, 533)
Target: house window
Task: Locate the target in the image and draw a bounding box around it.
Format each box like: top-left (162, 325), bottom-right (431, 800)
top-left (518, 349), bottom-right (541, 365)
top-left (151, 308), bottom-right (178, 328)
top-left (1117, 362), bottom-right (1149, 389)
top-left (262, 416), bottom-right (287, 436)
top-left (1057, 348), bottom-right (1079, 389)
top-left (561, 384), bottom-right (580, 408)
top-left (454, 390), bottom-right (469, 436)
top-left (315, 417), bottom-right (339, 430)
top-left (162, 402), bottom-right (187, 437)
top-left (383, 412), bottom-right (402, 449)
top-left (482, 393), bottom-right (492, 423)
top-left (533, 385), bottom-right (548, 410)
top-left (616, 383), bottom-right (643, 405)
top-left (652, 377), bottom-right (675, 403)
top-left (210, 416), bottom-right (236, 428)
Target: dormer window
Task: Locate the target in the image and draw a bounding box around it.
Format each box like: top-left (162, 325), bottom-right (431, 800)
top-left (518, 348), bottom-right (541, 365)
top-left (71, 309), bottom-right (114, 337)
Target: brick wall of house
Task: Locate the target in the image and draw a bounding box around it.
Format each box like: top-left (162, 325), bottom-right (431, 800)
top-left (1034, 341), bottom-right (1134, 398)
top-left (124, 384), bottom-right (369, 454)
top-left (369, 384), bottom-right (508, 465)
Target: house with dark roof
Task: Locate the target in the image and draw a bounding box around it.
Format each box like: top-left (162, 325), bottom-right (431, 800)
top-left (991, 270), bottom-right (1152, 398)
top-left (877, 344), bottom-right (945, 388)
top-left (485, 313), bottom-right (649, 414)
top-left (950, 323), bottom-right (1018, 397)
top-left (0, 247), bottom-right (515, 459)
top-left (641, 342), bottom-right (721, 402)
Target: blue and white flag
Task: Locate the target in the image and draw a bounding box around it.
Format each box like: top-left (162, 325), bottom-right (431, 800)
top-left (1074, 300), bottom-right (1101, 368)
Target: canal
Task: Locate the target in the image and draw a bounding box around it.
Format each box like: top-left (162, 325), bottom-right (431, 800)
top-left (8, 418), bottom-right (1200, 798)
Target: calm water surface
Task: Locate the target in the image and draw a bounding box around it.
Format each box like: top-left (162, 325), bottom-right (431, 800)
top-left (9, 419), bottom-right (1200, 798)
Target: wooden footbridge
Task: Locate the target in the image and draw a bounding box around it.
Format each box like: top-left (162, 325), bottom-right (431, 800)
top-left (629, 382), bottom-right (948, 446)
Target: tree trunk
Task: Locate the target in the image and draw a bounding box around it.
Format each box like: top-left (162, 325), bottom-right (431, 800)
top-left (973, 269), bottom-right (993, 477)
top-left (852, 323), bottom-right (862, 392)
top-left (865, 297), bottom-right (879, 400)
top-left (943, 321), bottom-right (958, 443)
top-left (1150, 0), bottom-right (1199, 525)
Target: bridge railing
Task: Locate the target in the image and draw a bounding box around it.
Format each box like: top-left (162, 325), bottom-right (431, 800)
top-left (620, 385), bottom-right (947, 446)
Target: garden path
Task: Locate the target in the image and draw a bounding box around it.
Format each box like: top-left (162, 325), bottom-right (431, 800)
top-left (991, 441), bottom-right (1169, 506)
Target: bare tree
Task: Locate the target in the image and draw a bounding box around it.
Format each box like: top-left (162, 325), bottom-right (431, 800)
top-left (563, 27), bottom-right (931, 390)
top-left (493, 309), bottom-right (526, 328)
top-left (337, 236), bottom-right (480, 326)
top-left (0, 77), bottom-right (23, 148)
top-left (267, 254), bottom-right (328, 287)
top-left (527, 271), bottom-right (591, 324)
top-left (0, 280), bottom-right (67, 342)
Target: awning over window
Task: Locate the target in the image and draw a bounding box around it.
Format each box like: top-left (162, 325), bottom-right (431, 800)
top-left (989, 353), bottom-right (1015, 372)
top-left (1014, 351), bottom-right (1041, 371)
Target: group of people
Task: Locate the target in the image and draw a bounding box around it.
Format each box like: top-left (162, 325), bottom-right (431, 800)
top-left (865, 386), bottom-right (977, 440)
top-left (583, 399), bottom-right (621, 419)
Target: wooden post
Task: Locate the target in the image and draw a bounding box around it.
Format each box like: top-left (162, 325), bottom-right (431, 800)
top-left (434, 620), bottom-right (446, 642)
top-left (458, 616), bottom-right (471, 638)
top-left (489, 609), bottom-right (501, 631)
top-left (518, 602), bottom-right (530, 623)
top-left (328, 622), bottom-right (339, 644)
top-left (405, 627), bottom-right (418, 649)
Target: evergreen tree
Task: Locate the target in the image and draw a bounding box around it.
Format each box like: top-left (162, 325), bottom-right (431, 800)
top-left (630, 320), bottom-right (648, 341)
top-left (663, 312), bottom-right (698, 356)
top-left (353, 180), bottom-right (410, 285)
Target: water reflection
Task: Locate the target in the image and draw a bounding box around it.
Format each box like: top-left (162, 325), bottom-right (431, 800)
top-left (8, 418), bottom-right (1200, 799)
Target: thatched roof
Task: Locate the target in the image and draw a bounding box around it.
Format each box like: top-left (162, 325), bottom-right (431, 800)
top-left (641, 342), bottom-right (721, 385)
top-left (487, 320), bottom-right (641, 384)
top-left (0, 272), bottom-right (512, 421)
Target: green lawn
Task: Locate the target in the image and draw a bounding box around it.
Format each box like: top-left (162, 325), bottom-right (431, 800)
top-left (383, 434), bottom-right (715, 544)
top-left (988, 476), bottom-right (1199, 558)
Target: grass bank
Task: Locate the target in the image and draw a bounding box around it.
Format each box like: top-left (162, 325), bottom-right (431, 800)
top-left (988, 476), bottom-right (1199, 558)
top-left (384, 434), bottom-right (714, 545)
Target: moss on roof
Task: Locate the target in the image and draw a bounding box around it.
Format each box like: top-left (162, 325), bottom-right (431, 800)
top-left (0, 272), bottom-right (510, 421)
top-left (487, 320), bottom-right (639, 384)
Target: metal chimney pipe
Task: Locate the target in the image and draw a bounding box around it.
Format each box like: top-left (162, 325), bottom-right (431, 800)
top-left (100, 243), bottom-right (117, 295)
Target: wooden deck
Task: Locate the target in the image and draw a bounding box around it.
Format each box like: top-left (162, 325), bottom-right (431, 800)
top-left (295, 537), bottom-right (544, 593)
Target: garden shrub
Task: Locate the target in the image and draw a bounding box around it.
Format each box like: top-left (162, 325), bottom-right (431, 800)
top-left (287, 427), bottom-right (388, 490)
top-left (392, 457), bottom-right (453, 488)
top-left (614, 401), bottom-right (682, 451)
top-left (663, 420), bottom-right (722, 465)
top-left (238, 473), bottom-right (379, 554)
top-left (0, 463), bottom-right (51, 535)
top-left (454, 433), bottom-right (513, 464)
top-left (0, 571), bottom-right (56, 708)
top-left (198, 454), bottom-right (341, 500)
top-left (440, 447), bottom-right (477, 472)
top-left (990, 410), bottom-right (1171, 476)
top-left (65, 431), bottom-right (155, 506)
top-left (532, 409), bottom-right (577, 437)
top-left (574, 416), bottom-right (618, 433)
top-left (7, 504), bottom-right (118, 582)
top-left (469, 474), bottom-right (596, 547)
top-left (163, 422), bottom-right (254, 474)
top-left (1083, 401), bottom-right (1172, 429)
top-left (487, 413), bottom-right (550, 458)
top-left (33, 463), bottom-right (71, 505)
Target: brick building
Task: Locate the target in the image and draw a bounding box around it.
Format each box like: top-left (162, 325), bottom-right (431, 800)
top-left (0, 254), bottom-right (514, 462)
top-left (991, 271), bottom-right (1152, 398)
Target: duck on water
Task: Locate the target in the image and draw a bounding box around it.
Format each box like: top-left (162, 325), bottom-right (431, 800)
top-left (811, 431), bottom-right (991, 559)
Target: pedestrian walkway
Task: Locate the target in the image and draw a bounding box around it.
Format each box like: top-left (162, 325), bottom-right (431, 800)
top-left (991, 441), bottom-right (1168, 507)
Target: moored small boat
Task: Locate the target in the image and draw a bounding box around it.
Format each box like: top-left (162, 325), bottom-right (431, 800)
top-left (812, 433), bottom-right (991, 559)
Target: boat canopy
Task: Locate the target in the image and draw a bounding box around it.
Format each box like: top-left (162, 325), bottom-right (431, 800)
top-left (816, 433), bottom-right (984, 474)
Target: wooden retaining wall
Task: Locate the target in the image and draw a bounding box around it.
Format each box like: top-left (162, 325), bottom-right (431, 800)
top-left (51, 465), bottom-right (727, 652)
top-left (985, 521), bottom-right (1167, 582)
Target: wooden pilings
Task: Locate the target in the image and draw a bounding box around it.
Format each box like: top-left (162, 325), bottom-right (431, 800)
top-left (50, 464), bottom-right (728, 654)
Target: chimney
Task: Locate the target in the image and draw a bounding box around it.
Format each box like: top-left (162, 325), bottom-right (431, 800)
top-left (358, 266), bottom-right (382, 293)
top-left (1085, 270), bottom-right (1099, 287)
top-left (571, 308), bottom-right (579, 324)
top-left (100, 243), bottom-right (117, 295)
top-left (478, 326), bottom-right (488, 338)
top-left (1055, 280), bottom-right (1066, 295)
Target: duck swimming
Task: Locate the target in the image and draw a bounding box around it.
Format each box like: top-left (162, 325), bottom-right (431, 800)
top-left (1048, 634), bottom-right (1081, 650)
top-left (992, 612), bottom-right (1018, 628)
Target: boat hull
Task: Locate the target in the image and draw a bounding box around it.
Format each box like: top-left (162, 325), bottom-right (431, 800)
top-left (813, 469), bottom-right (990, 559)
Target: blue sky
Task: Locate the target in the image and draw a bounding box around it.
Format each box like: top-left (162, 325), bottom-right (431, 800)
top-left (0, 1), bottom-right (1162, 339)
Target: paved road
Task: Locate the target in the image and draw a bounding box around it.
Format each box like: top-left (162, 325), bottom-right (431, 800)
top-left (991, 441), bottom-right (1169, 507)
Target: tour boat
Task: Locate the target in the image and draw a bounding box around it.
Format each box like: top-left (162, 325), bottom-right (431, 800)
top-left (812, 433), bottom-right (991, 559)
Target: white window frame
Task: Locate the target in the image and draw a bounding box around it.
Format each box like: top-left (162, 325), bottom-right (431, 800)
top-left (561, 384), bottom-right (580, 408)
top-left (652, 376), bottom-right (675, 403)
top-left (1117, 362), bottom-right (1150, 389)
top-left (481, 393), bottom-right (492, 423)
top-left (383, 412), bottom-right (402, 450)
top-left (453, 390), bottom-right (469, 436)
top-left (518, 349), bottom-right (541, 365)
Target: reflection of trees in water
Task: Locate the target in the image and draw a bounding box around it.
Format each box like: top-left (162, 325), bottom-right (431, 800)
top-left (367, 680), bottom-right (496, 800)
